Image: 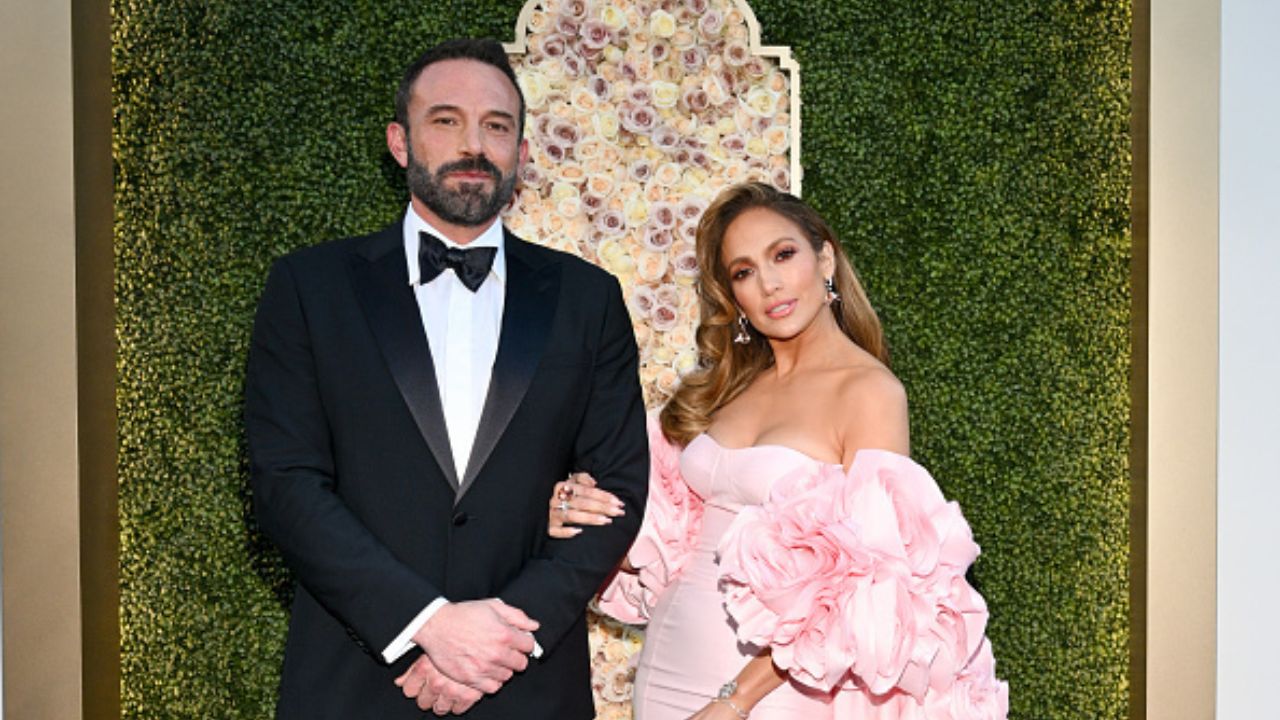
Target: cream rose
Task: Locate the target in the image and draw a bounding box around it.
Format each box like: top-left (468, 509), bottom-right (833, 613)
top-left (655, 366), bottom-right (680, 396)
top-left (764, 125), bottom-right (790, 154)
top-left (652, 162), bottom-right (682, 187)
top-left (600, 4), bottom-right (626, 31)
top-left (649, 9), bottom-right (676, 38)
top-left (592, 108), bottom-right (621, 140)
top-left (624, 194), bottom-right (650, 227)
top-left (635, 251), bottom-right (669, 283)
top-left (672, 350), bottom-right (699, 376)
top-left (651, 80), bottom-right (680, 109)
top-left (743, 86), bottom-right (776, 116)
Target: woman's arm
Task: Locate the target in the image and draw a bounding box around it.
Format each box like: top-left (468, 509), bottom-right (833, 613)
top-left (689, 651), bottom-right (787, 719)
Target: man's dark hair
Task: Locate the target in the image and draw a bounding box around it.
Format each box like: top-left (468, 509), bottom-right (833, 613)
top-left (394, 38), bottom-right (526, 136)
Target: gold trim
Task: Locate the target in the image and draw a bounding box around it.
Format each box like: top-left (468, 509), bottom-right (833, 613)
top-left (72, 0), bottom-right (121, 715)
top-left (1128, 1), bottom-right (1149, 717)
top-left (1144, 0), bottom-right (1219, 716)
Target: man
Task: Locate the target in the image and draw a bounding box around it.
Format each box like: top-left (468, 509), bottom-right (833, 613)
top-left (245, 38), bottom-right (648, 719)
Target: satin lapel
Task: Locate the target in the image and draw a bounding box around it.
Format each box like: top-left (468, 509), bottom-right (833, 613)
top-left (458, 234), bottom-right (561, 499)
top-left (349, 222), bottom-right (459, 488)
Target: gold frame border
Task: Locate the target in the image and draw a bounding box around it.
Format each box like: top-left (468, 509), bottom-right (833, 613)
top-left (0, 0), bottom-right (118, 716)
top-left (505, 0), bottom-right (804, 196)
top-left (1139, 0), bottom-right (1219, 717)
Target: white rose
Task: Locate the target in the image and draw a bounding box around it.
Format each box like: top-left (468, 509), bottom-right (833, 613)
top-left (702, 75), bottom-right (730, 106)
top-left (519, 69), bottom-right (550, 110)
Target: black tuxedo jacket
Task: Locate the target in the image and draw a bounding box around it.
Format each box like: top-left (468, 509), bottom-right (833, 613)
top-left (245, 218), bottom-right (648, 719)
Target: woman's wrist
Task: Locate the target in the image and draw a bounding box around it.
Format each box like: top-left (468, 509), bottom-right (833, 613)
top-left (715, 680), bottom-right (750, 718)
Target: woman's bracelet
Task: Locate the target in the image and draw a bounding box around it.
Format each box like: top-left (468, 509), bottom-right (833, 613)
top-left (715, 680), bottom-right (750, 718)
top-left (713, 697), bottom-right (749, 719)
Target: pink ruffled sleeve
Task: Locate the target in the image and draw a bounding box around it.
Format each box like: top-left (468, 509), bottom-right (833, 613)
top-left (597, 414), bottom-right (704, 624)
top-left (716, 450), bottom-right (1008, 717)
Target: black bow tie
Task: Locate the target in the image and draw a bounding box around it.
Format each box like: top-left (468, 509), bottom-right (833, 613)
top-left (417, 231), bottom-right (497, 292)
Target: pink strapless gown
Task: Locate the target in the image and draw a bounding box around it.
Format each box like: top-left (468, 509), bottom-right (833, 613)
top-left (631, 434), bottom-right (836, 719)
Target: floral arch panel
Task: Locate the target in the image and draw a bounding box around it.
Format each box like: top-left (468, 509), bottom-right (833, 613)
top-left (503, 0), bottom-right (800, 715)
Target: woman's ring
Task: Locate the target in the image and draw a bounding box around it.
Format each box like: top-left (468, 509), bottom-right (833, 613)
top-left (557, 499), bottom-right (571, 513)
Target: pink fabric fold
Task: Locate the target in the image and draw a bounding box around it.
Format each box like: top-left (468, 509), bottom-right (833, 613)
top-left (716, 450), bottom-right (1007, 717)
top-left (598, 414), bottom-right (704, 624)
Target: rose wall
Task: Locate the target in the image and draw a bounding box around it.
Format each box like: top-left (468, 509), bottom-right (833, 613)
top-left (113, 0), bottom-right (1131, 717)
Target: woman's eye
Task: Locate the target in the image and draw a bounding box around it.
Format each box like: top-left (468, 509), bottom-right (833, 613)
top-left (776, 247), bottom-right (797, 261)
top-left (731, 267), bottom-right (751, 281)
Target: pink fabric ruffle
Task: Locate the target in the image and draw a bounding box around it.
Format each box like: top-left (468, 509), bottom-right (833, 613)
top-left (717, 450), bottom-right (1007, 717)
top-left (598, 414), bottom-right (704, 624)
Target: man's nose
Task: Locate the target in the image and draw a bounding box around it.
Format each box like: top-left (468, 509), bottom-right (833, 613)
top-left (459, 121), bottom-right (483, 155)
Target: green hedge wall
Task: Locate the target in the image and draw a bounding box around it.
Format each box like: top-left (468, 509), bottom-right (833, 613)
top-left (113, 1), bottom-right (1130, 717)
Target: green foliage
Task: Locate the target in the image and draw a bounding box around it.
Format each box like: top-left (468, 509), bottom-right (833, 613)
top-left (114, 0), bottom-right (1130, 717)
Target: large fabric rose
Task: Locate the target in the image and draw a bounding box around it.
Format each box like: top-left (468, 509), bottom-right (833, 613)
top-left (598, 414), bottom-right (704, 623)
top-left (717, 450), bottom-right (1003, 715)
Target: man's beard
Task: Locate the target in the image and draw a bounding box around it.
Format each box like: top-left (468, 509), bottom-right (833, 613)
top-left (405, 146), bottom-right (517, 227)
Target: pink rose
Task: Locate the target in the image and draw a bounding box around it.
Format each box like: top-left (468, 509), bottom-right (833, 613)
top-left (579, 19), bottom-right (612, 51)
top-left (651, 303), bottom-right (679, 332)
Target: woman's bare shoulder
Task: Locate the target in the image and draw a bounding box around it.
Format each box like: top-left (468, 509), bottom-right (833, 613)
top-left (831, 360), bottom-right (909, 461)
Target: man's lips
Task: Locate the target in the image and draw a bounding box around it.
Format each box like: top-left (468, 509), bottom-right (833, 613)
top-left (448, 171), bottom-right (494, 181)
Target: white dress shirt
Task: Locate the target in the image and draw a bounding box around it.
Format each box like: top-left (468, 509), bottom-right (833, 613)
top-left (381, 205), bottom-right (506, 663)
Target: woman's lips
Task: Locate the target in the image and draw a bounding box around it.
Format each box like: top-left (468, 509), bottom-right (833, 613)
top-left (765, 300), bottom-right (796, 319)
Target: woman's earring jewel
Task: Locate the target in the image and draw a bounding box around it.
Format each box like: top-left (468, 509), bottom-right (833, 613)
top-left (824, 277), bottom-right (841, 304)
top-left (733, 313), bottom-right (751, 344)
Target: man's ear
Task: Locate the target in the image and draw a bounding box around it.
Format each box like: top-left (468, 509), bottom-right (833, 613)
top-left (387, 121), bottom-right (409, 168)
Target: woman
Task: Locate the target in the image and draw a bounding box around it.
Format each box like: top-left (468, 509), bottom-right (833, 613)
top-left (551, 183), bottom-right (1007, 719)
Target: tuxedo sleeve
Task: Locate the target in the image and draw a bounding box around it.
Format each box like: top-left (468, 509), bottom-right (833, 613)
top-left (498, 273), bottom-right (649, 654)
top-left (245, 257), bottom-right (442, 656)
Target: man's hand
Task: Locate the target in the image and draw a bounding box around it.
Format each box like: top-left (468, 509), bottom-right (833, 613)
top-left (412, 598), bottom-right (539, 693)
top-left (395, 653), bottom-right (483, 715)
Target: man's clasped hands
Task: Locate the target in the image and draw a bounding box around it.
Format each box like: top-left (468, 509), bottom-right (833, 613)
top-left (394, 598), bottom-right (540, 716)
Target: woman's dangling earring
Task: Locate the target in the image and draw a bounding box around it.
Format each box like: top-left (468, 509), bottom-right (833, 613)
top-left (733, 312), bottom-right (751, 344)
top-left (824, 277), bottom-right (841, 305)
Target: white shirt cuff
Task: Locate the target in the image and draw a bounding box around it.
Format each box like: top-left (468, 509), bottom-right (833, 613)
top-left (381, 596), bottom-right (449, 664)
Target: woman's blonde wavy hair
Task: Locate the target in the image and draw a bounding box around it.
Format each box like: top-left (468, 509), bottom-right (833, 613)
top-left (659, 182), bottom-right (888, 446)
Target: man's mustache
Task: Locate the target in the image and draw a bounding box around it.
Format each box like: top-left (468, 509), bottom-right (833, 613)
top-left (435, 156), bottom-right (501, 181)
